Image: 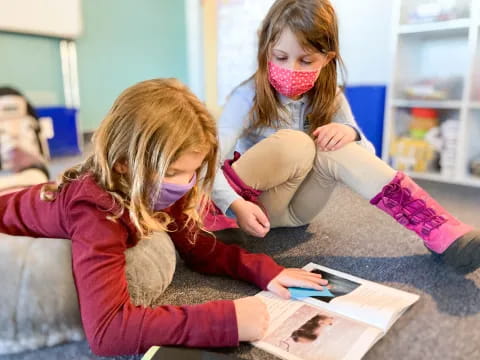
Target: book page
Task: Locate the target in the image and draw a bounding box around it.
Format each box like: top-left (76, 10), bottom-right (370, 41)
top-left (301, 263), bottom-right (419, 332)
top-left (254, 291), bottom-right (382, 360)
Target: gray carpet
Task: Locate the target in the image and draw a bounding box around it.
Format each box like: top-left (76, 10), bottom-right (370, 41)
top-left (1, 180), bottom-right (479, 360)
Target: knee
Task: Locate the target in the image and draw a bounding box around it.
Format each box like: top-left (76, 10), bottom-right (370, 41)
top-left (269, 130), bottom-right (316, 173)
top-left (314, 142), bottom-right (360, 178)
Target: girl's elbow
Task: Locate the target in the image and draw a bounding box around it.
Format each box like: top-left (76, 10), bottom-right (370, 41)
top-left (86, 332), bottom-right (137, 357)
top-left (89, 341), bottom-right (134, 357)
top-left (88, 342), bottom-right (113, 357)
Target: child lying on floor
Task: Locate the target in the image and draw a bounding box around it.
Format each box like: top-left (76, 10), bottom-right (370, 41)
top-left (0, 78), bottom-right (327, 356)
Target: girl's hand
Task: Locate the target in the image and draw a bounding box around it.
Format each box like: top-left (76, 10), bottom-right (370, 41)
top-left (267, 268), bottom-right (328, 299)
top-left (313, 123), bottom-right (357, 151)
top-left (230, 198), bottom-right (270, 238)
top-left (233, 296), bottom-right (269, 341)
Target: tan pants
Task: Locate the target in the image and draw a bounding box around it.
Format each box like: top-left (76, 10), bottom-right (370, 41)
top-left (231, 129), bottom-right (396, 227)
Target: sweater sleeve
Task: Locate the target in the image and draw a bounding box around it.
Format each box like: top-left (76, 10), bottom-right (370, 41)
top-left (168, 203), bottom-right (285, 290)
top-left (212, 85), bottom-right (253, 214)
top-left (66, 199), bottom-right (240, 356)
top-left (332, 91), bottom-right (376, 154)
top-left (0, 184), bottom-right (67, 238)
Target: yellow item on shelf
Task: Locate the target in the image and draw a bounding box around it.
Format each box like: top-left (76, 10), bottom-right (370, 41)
top-left (390, 137), bottom-right (436, 173)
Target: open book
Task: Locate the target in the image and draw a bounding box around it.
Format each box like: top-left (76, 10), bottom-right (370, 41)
top-left (253, 262), bottom-right (419, 360)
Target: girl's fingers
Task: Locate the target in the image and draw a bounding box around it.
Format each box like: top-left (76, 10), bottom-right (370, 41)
top-left (314, 133), bottom-right (323, 145)
top-left (318, 133), bottom-right (335, 149)
top-left (331, 137), bottom-right (350, 151)
top-left (285, 278), bottom-right (325, 290)
top-left (288, 269), bottom-right (326, 280)
top-left (284, 271), bottom-right (328, 285)
top-left (313, 125), bottom-right (330, 138)
top-left (326, 133), bottom-right (344, 150)
top-left (246, 220), bottom-right (266, 237)
top-left (250, 224), bottom-right (267, 237)
top-left (288, 268), bottom-right (323, 278)
top-left (301, 272), bottom-right (328, 282)
top-left (256, 210), bottom-right (270, 229)
top-left (315, 125), bottom-right (357, 151)
top-left (269, 282), bottom-right (291, 299)
top-left (313, 127), bottom-right (328, 138)
top-left (281, 274), bottom-right (327, 287)
top-left (314, 128), bottom-right (333, 151)
top-left (296, 275), bottom-right (328, 286)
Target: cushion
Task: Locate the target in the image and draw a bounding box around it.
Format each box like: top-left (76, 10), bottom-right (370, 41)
top-left (125, 231), bottom-right (177, 306)
top-left (0, 231), bottom-right (176, 354)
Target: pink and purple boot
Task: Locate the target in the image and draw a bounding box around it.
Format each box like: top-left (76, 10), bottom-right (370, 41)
top-left (371, 172), bottom-right (480, 272)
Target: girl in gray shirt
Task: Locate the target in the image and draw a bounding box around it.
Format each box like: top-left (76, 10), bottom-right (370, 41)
top-left (211, 0), bottom-right (480, 272)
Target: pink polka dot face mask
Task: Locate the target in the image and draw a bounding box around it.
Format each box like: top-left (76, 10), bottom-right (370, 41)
top-left (268, 61), bottom-right (321, 98)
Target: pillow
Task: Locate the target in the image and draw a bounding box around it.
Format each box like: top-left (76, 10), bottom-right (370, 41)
top-left (125, 231), bottom-right (177, 307)
top-left (0, 231), bottom-right (176, 354)
top-left (0, 235), bottom-right (83, 354)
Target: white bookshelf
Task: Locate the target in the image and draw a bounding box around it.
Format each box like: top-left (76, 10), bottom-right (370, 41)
top-left (383, 0), bottom-right (480, 187)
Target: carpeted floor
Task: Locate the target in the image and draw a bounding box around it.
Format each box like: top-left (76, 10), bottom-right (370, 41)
top-left (2, 153), bottom-right (480, 359)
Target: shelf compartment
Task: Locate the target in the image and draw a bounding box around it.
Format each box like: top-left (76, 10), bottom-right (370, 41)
top-left (470, 27), bottom-right (480, 102)
top-left (399, 18), bottom-right (471, 35)
top-left (394, 34), bottom-right (468, 100)
top-left (465, 110), bottom-right (480, 181)
top-left (386, 107), bottom-right (462, 176)
top-left (392, 99), bottom-right (463, 109)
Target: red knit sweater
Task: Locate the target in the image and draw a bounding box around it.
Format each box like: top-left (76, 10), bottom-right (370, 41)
top-left (0, 175), bottom-right (284, 356)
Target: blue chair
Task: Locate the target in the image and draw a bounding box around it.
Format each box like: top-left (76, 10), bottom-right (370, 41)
top-left (344, 85), bottom-right (386, 156)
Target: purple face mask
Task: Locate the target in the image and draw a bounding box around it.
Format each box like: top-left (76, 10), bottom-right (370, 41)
top-left (152, 173), bottom-right (197, 211)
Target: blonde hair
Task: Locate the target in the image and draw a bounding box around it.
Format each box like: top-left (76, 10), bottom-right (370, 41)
top-left (251, 0), bottom-right (345, 133)
top-left (42, 78), bottom-right (218, 239)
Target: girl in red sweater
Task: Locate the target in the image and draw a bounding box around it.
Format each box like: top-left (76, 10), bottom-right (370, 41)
top-left (0, 79), bottom-right (326, 356)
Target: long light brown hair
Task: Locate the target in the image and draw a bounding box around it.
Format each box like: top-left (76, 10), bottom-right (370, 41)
top-left (251, 0), bottom-right (345, 133)
top-left (42, 79), bottom-right (218, 239)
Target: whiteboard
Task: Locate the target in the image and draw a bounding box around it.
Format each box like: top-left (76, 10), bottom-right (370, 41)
top-left (0, 0), bottom-right (82, 39)
top-left (216, 0), bottom-right (275, 106)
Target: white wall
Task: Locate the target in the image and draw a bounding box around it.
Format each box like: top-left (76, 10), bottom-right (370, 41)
top-left (185, 0), bottom-right (205, 101)
top-left (332, 0), bottom-right (394, 85)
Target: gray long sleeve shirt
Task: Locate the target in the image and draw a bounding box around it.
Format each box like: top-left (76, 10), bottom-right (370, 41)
top-left (212, 79), bottom-right (375, 214)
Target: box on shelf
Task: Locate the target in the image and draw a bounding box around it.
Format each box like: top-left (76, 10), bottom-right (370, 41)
top-left (390, 137), bottom-right (437, 173)
top-left (401, 0), bottom-right (470, 24)
top-left (409, 107), bottom-right (439, 139)
top-left (402, 76), bottom-right (464, 101)
top-left (470, 155), bottom-right (480, 178)
top-left (36, 107), bottom-right (81, 157)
